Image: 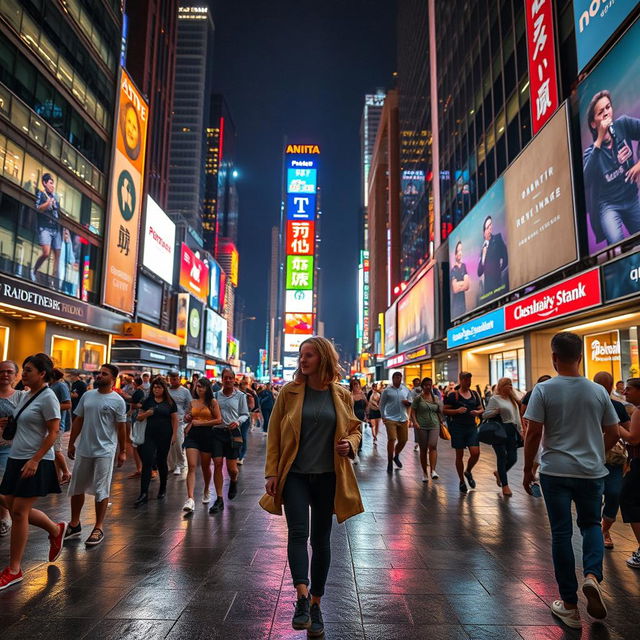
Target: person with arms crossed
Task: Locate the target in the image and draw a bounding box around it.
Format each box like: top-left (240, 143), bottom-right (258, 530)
top-left (65, 364), bottom-right (127, 546)
top-left (379, 372), bottom-right (412, 474)
top-left (523, 332), bottom-right (620, 628)
top-left (450, 240), bottom-right (470, 318)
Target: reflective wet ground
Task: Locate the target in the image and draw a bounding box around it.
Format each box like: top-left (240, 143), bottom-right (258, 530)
top-left (1, 427), bottom-right (639, 639)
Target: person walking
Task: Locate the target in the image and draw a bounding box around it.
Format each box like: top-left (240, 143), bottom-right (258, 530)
top-left (260, 336), bottom-right (363, 637)
top-left (483, 377), bottom-right (523, 497)
top-left (167, 370), bottom-right (192, 476)
top-left (379, 372), bottom-right (412, 474)
top-left (50, 367), bottom-right (72, 485)
top-left (0, 354), bottom-right (67, 591)
top-left (409, 377), bottom-right (442, 482)
top-left (68, 369), bottom-right (87, 415)
top-left (367, 383), bottom-right (382, 444)
top-left (182, 377), bottom-right (222, 513)
top-left (349, 378), bottom-right (367, 462)
top-left (523, 332), bottom-right (620, 628)
top-left (126, 376), bottom-right (145, 479)
top-left (134, 377), bottom-right (178, 505)
top-left (410, 377), bottom-right (422, 451)
top-left (0, 362), bottom-right (25, 538)
top-left (65, 364), bottom-right (127, 546)
top-left (209, 368), bottom-right (249, 513)
top-left (237, 378), bottom-right (256, 465)
top-left (258, 383), bottom-right (275, 433)
top-left (443, 372), bottom-right (484, 493)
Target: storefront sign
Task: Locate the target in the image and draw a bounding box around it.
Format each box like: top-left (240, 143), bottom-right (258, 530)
top-left (120, 322), bottom-right (181, 350)
top-left (584, 330), bottom-right (622, 380)
top-left (525, 0), bottom-right (559, 133)
top-left (447, 308), bottom-right (506, 349)
top-left (505, 268), bottom-right (602, 331)
top-left (179, 243), bottom-right (209, 302)
top-left (142, 196), bottom-right (175, 285)
top-left (103, 68), bottom-right (149, 314)
top-left (573, 0), bottom-right (636, 71)
top-left (602, 250), bottom-right (640, 303)
top-left (406, 345), bottom-right (432, 362)
top-left (386, 353), bottom-right (406, 368)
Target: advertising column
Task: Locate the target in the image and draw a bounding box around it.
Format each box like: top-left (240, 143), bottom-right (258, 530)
top-left (282, 144), bottom-right (320, 380)
top-left (103, 68), bottom-right (149, 314)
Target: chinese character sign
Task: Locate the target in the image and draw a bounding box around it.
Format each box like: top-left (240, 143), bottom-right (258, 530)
top-left (286, 221), bottom-right (315, 255)
top-left (525, 0), bottom-right (559, 134)
top-left (286, 255), bottom-right (314, 290)
top-left (287, 168), bottom-right (317, 194)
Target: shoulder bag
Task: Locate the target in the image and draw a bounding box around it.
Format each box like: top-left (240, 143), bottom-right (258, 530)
top-left (478, 413), bottom-right (507, 445)
top-left (131, 401), bottom-right (149, 446)
top-left (2, 387), bottom-right (48, 441)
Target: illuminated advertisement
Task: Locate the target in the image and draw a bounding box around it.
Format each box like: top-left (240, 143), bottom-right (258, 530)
top-left (218, 241), bottom-right (239, 286)
top-left (142, 196), bottom-right (175, 285)
top-left (449, 104), bottom-right (577, 320)
top-left (286, 255), bottom-right (314, 290)
top-left (284, 313), bottom-right (314, 335)
top-left (401, 169), bottom-right (425, 209)
top-left (284, 334), bottom-right (304, 352)
top-left (384, 302), bottom-right (397, 357)
top-left (286, 221), bottom-right (315, 255)
top-left (208, 258), bottom-right (222, 312)
top-left (397, 269), bottom-right (435, 354)
top-left (602, 249), bottom-right (640, 303)
top-left (176, 292), bottom-right (189, 344)
top-left (578, 18), bottom-right (640, 255)
top-left (285, 289), bottom-right (314, 313)
top-left (187, 297), bottom-right (203, 350)
top-left (287, 168), bottom-right (317, 194)
top-left (179, 243), bottom-right (209, 302)
top-left (103, 68), bottom-right (149, 314)
top-left (205, 308), bottom-right (227, 361)
top-left (573, 1), bottom-right (637, 71)
top-left (283, 355), bottom-right (299, 369)
top-left (584, 330), bottom-right (622, 381)
top-left (447, 308), bottom-right (506, 349)
top-left (227, 336), bottom-right (239, 362)
top-left (286, 194), bottom-right (316, 221)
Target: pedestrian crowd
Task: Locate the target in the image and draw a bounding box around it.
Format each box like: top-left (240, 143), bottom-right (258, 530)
top-left (1, 331), bottom-right (639, 636)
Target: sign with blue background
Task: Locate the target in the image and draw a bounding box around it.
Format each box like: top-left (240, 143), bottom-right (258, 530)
top-left (286, 193), bottom-right (316, 221)
top-left (447, 308), bottom-right (506, 348)
top-left (602, 250), bottom-right (640, 303)
top-left (573, 1), bottom-right (636, 71)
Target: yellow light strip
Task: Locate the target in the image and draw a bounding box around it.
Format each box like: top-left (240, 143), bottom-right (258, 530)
top-left (0, 303), bottom-right (90, 328)
top-left (468, 342), bottom-right (507, 354)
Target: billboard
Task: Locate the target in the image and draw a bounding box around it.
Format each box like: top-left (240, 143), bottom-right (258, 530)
top-left (286, 221), bottom-right (315, 255)
top-left (103, 68), bottom-right (149, 313)
top-left (602, 249), bottom-right (640, 303)
top-left (397, 269), bottom-right (435, 354)
top-left (384, 302), bottom-right (397, 357)
top-left (287, 168), bottom-right (317, 194)
top-left (179, 243), bottom-right (209, 302)
top-left (209, 259), bottom-right (222, 312)
top-left (285, 289), bottom-right (313, 313)
top-left (205, 308), bottom-right (227, 361)
top-left (142, 196), bottom-right (175, 285)
top-left (187, 296), bottom-right (203, 350)
top-left (284, 313), bottom-right (314, 335)
top-left (449, 104), bottom-right (577, 320)
top-left (286, 255), bottom-right (314, 290)
top-left (218, 241), bottom-right (239, 286)
top-left (136, 274), bottom-right (163, 324)
top-left (573, 1), bottom-right (637, 72)
top-left (176, 292), bottom-right (189, 344)
top-left (284, 334), bottom-right (304, 352)
top-left (286, 194), bottom-right (316, 221)
top-left (584, 330), bottom-right (622, 381)
top-left (578, 18), bottom-right (640, 255)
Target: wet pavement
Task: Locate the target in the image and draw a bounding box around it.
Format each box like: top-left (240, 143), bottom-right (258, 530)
top-left (1, 426), bottom-right (639, 639)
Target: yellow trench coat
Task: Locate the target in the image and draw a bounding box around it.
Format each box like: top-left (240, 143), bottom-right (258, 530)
top-left (259, 381), bottom-right (364, 524)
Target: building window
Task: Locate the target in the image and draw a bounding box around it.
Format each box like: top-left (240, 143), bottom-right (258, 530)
top-left (51, 335), bottom-right (79, 369)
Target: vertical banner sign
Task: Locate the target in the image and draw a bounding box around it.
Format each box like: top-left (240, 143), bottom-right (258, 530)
top-left (525, 0), bottom-right (559, 134)
top-left (103, 68), bottom-right (149, 313)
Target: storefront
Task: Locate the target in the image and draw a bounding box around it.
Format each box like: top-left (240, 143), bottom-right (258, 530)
top-left (111, 322), bottom-right (181, 375)
top-left (460, 337), bottom-right (526, 393)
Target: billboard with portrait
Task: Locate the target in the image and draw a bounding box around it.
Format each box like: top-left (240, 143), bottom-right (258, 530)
top-left (578, 17), bottom-right (640, 256)
top-left (397, 269), bottom-right (435, 354)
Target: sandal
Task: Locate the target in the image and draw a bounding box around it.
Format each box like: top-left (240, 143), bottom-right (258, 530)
top-left (85, 528), bottom-right (104, 546)
top-left (60, 472), bottom-right (72, 485)
top-left (493, 471), bottom-right (502, 487)
top-left (603, 532), bottom-right (614, 549)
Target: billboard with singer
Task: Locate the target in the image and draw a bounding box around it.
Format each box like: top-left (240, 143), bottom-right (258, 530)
top-left (578, 18), bottom-right (640, 255)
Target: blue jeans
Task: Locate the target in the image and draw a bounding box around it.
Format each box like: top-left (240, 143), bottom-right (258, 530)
top-left (600, 199), bottom-right (640, 245)
top-left (239, 421), bottom-right (250, 460)
top-left (540, 474), bottom-right (605, 604)
top-left (602, 463), bottom-right (624, 521)
top-left (492, 422), bottom-right (519, 486)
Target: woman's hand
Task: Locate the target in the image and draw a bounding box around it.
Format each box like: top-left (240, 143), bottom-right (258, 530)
top-left (0, 416), bottom-right (8, 430)
top-left (336, 439), bottom-right (352, 457)
top-left (184, 412), bottom-right (193, 423)
top-left (265, 476), bottom-right (278, 496)
top-left (228, 421), bottom-right (240, 430)
top-left (21, 458), bottom-right (39, 478)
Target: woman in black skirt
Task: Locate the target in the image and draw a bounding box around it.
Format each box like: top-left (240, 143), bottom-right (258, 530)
top-left (0, 353), bottom-right (68, 591)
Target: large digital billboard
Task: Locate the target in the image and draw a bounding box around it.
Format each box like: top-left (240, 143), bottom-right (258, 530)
top-left (573, 1), bottom-right (637, 72)
top-left (286, 194), bottom-right (316, 221)
top-left (284, 313), bottom-right (314, 335)
top-left (142, 196), bottom-right (175, 285)
top-left (384, 302), bottom-right (397, 357)
top-left (397, 269), bottom-right (435, 354)
top-left (205, 308), bottom-right (227, 361)
top-left (209, 258), bottom-right (222, 313)
top-left (287, 168), bottom-right (317, 194)
top-left (179, 243), bottom-right (209, 303)
top-left (286, 221), bottom-right (315, 255)
top-left (103, 68), bottom-right (149, 314)
top-left (578, 17), bottom-right (640, 256)
top-left (286, 255), bottom-right (314, 290)
top-left (285, 289), bottom-right (314, 313)
top-left (449, 103), bottom-right (578, 320)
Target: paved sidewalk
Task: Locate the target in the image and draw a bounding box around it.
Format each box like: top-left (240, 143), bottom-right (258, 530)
top-left (1, 426), bottom-right (639, 639)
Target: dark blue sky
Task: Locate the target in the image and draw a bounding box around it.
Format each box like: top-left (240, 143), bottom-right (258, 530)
top-left (210, 0), bottom-right (396, 369)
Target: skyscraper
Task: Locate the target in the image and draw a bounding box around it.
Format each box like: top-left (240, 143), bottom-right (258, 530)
top-left (167, 3), bottom-right (215, 232)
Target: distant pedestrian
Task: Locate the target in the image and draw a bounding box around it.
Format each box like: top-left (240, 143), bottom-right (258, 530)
top-left (167, 370), bottom-right (192, 475)
top-left (409, 377), bottom-right (442, 481)
top-left (349, 378), bottom-right (366, 462)
top-left (380, 372), bottom-right (412, 474)
top-left (523, 332), bottom-right (620, 628)
top-left (367, 383), bottom-right (382, 444)
top-left (258, 383), bottom-right (275, 433)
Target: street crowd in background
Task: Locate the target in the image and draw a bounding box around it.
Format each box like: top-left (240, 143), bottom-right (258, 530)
top-left (0, 332), bottom-right (639, 635)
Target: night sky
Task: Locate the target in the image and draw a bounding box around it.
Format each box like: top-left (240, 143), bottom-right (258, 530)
top-left (209, 0), bottom-right (397, 370)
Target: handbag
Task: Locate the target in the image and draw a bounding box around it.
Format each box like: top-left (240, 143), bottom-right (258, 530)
top-left (478, 419), bottom-right (507, 445)
top-left (439, 422), bottom-right (451, 440)
top-left (2, 387), bottom-right (48, 441)
top-left (606, 440), bottom-right (628, 466)
top-left (131, 418), bottom-right (147, 446)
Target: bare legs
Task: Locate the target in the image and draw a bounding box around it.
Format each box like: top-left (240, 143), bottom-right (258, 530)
top-left (455, 446), bottom-right (479, 481)
top-left (212, 457), bottom-right (238, 498)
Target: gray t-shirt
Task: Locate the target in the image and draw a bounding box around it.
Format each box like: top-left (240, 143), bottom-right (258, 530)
top-left (75, 390), bottom-right (127, 458)
top-left (290, 387), bottom-right (336, 474)
top-left (524, 376), bottom-right (619, 479)
top-left (10, 387), bottom-right (61, 461)
top-left (0, 390), bottom-right (27, 447)
top-left (168, 385), bottom-right (193, 422)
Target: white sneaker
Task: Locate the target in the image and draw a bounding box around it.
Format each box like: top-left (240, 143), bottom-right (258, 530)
top-left (0, 519), bottom-right (11, 536)
top-left (353, 454), bottom-right (359, 465)
top-left (414, 444), bottom-right (419, 451)
top-left (431, 471), bottom-right (439, 480)
top-left (237, 458), bottom-right (244, 465)
top-left (626, 549), bottom-right (640, 569)
top-left (422, 474), bottom-right (429, 482)
top-left (173, 467), bottom-right (182, 475)
top-left (582, 577), bottom-right (607, 619)
top-left (551, 600), bottom-right (581, 628)
top-left (182, 498), bottom-right (195, 512)
top-left (202, 491), bottom-right (211, 504)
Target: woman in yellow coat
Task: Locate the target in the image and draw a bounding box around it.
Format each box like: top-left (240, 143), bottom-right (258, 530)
top-left (260, 336), bottom-right (363, 637)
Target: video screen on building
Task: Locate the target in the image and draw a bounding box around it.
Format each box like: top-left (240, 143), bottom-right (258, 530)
top-left (384, 302), bottom-right (397, 357)
top-left (286, 221), bottom-right (315, 256)
top-left (397, 269), bottom-right (435, 354)
top-left (287, 168), bottom-right (317, 194)
top-left (284, 313), bottom-right (314, 335)
top-left (578, 17), bottom-right (640, 256)
top-left (285, 289), bottom-right (313, 313)
top-left (286, 194), bottom-right (316, 221)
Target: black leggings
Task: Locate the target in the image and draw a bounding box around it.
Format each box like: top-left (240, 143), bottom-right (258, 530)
top-left (282, 472), bottom-right (336, 597)
top-left (139, 426), bottom-right (172, 495)
top-left (492, 422), bottom-right (519, 487)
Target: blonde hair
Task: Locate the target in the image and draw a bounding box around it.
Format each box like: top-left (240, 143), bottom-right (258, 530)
top-left (496, 377), bottom-right (520, 411)
top-left (295, 336), bottom-right (342, 385)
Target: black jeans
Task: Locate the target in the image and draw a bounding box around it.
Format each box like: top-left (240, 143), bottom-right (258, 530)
top-left (139, 426), bottom-right (172, 495)
top-left (282, 472), bottom-right (336, 597)
top-left (492, 422), bottom-right (519, 486)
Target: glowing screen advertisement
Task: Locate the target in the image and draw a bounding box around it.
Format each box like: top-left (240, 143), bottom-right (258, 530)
top-left (285, 313), bottom-right (314, 335)
top-left (286, 194), bottom-right (316, 221)
top-left (578, 17), bottom-right (640, 255)
top-left (397, 269), bottom-right (435, 354)
top-left (286, 256), bottom-right (314, 290)
top-left (286, 221), bottom-right (315, 255)
top-left (142, 196), bottom-right (175, 285)
top-left (287, 168), bottom-right (317, 194)
top-left (285, 289), bottom-right (313, 313)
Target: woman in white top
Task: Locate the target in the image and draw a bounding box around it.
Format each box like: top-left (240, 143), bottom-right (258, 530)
top-left (482, 377), bottom-right (522, 496)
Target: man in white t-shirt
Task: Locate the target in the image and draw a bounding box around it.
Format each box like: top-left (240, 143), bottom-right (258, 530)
top-left (65, 364), bottom-right (127, 546)
top-left (167, 370), bottom-right (192, 475)
top-left (523, 332), bottom-right (620, 629)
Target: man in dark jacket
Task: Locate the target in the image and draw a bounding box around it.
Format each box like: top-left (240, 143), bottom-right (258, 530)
top-left (477, 215), bottom-right (508, 300)
top-left (258, 384), bottom-right (275, 433)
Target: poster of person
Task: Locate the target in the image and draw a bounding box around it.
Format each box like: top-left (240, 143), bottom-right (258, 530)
top-left (397, 268), bottom-right (435, 353)
top-left (578, 18), bottom-right (640, 255)
top-left (448, 177), bottom-right (509, 320)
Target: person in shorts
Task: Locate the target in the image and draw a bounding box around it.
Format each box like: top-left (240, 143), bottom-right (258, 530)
top-left (443, 372), bottom-right (484, 493)
top-left (167, 370), bottom-right (192, 475)
top-left (31, 173), bottom-right (62, 282)
top-left (65, 364), bottom-right (127, 546)
top-left (50, 368), bottom-right (72, 484)
top-left (0, 353), bottom-right (67, 591)
top-left (380, 372), bottom-right (412, 474)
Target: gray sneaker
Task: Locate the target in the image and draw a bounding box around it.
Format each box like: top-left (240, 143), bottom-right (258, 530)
top-left (0, 519), bottom-right (11, 537)
top-left (292, 595), bottom-right (310, 630)
top-left (308, 602), bottom-right (324, 637)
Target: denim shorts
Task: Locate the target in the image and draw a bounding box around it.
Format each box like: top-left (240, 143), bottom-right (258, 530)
top-left (38, 225), bottom-right (62, 250)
